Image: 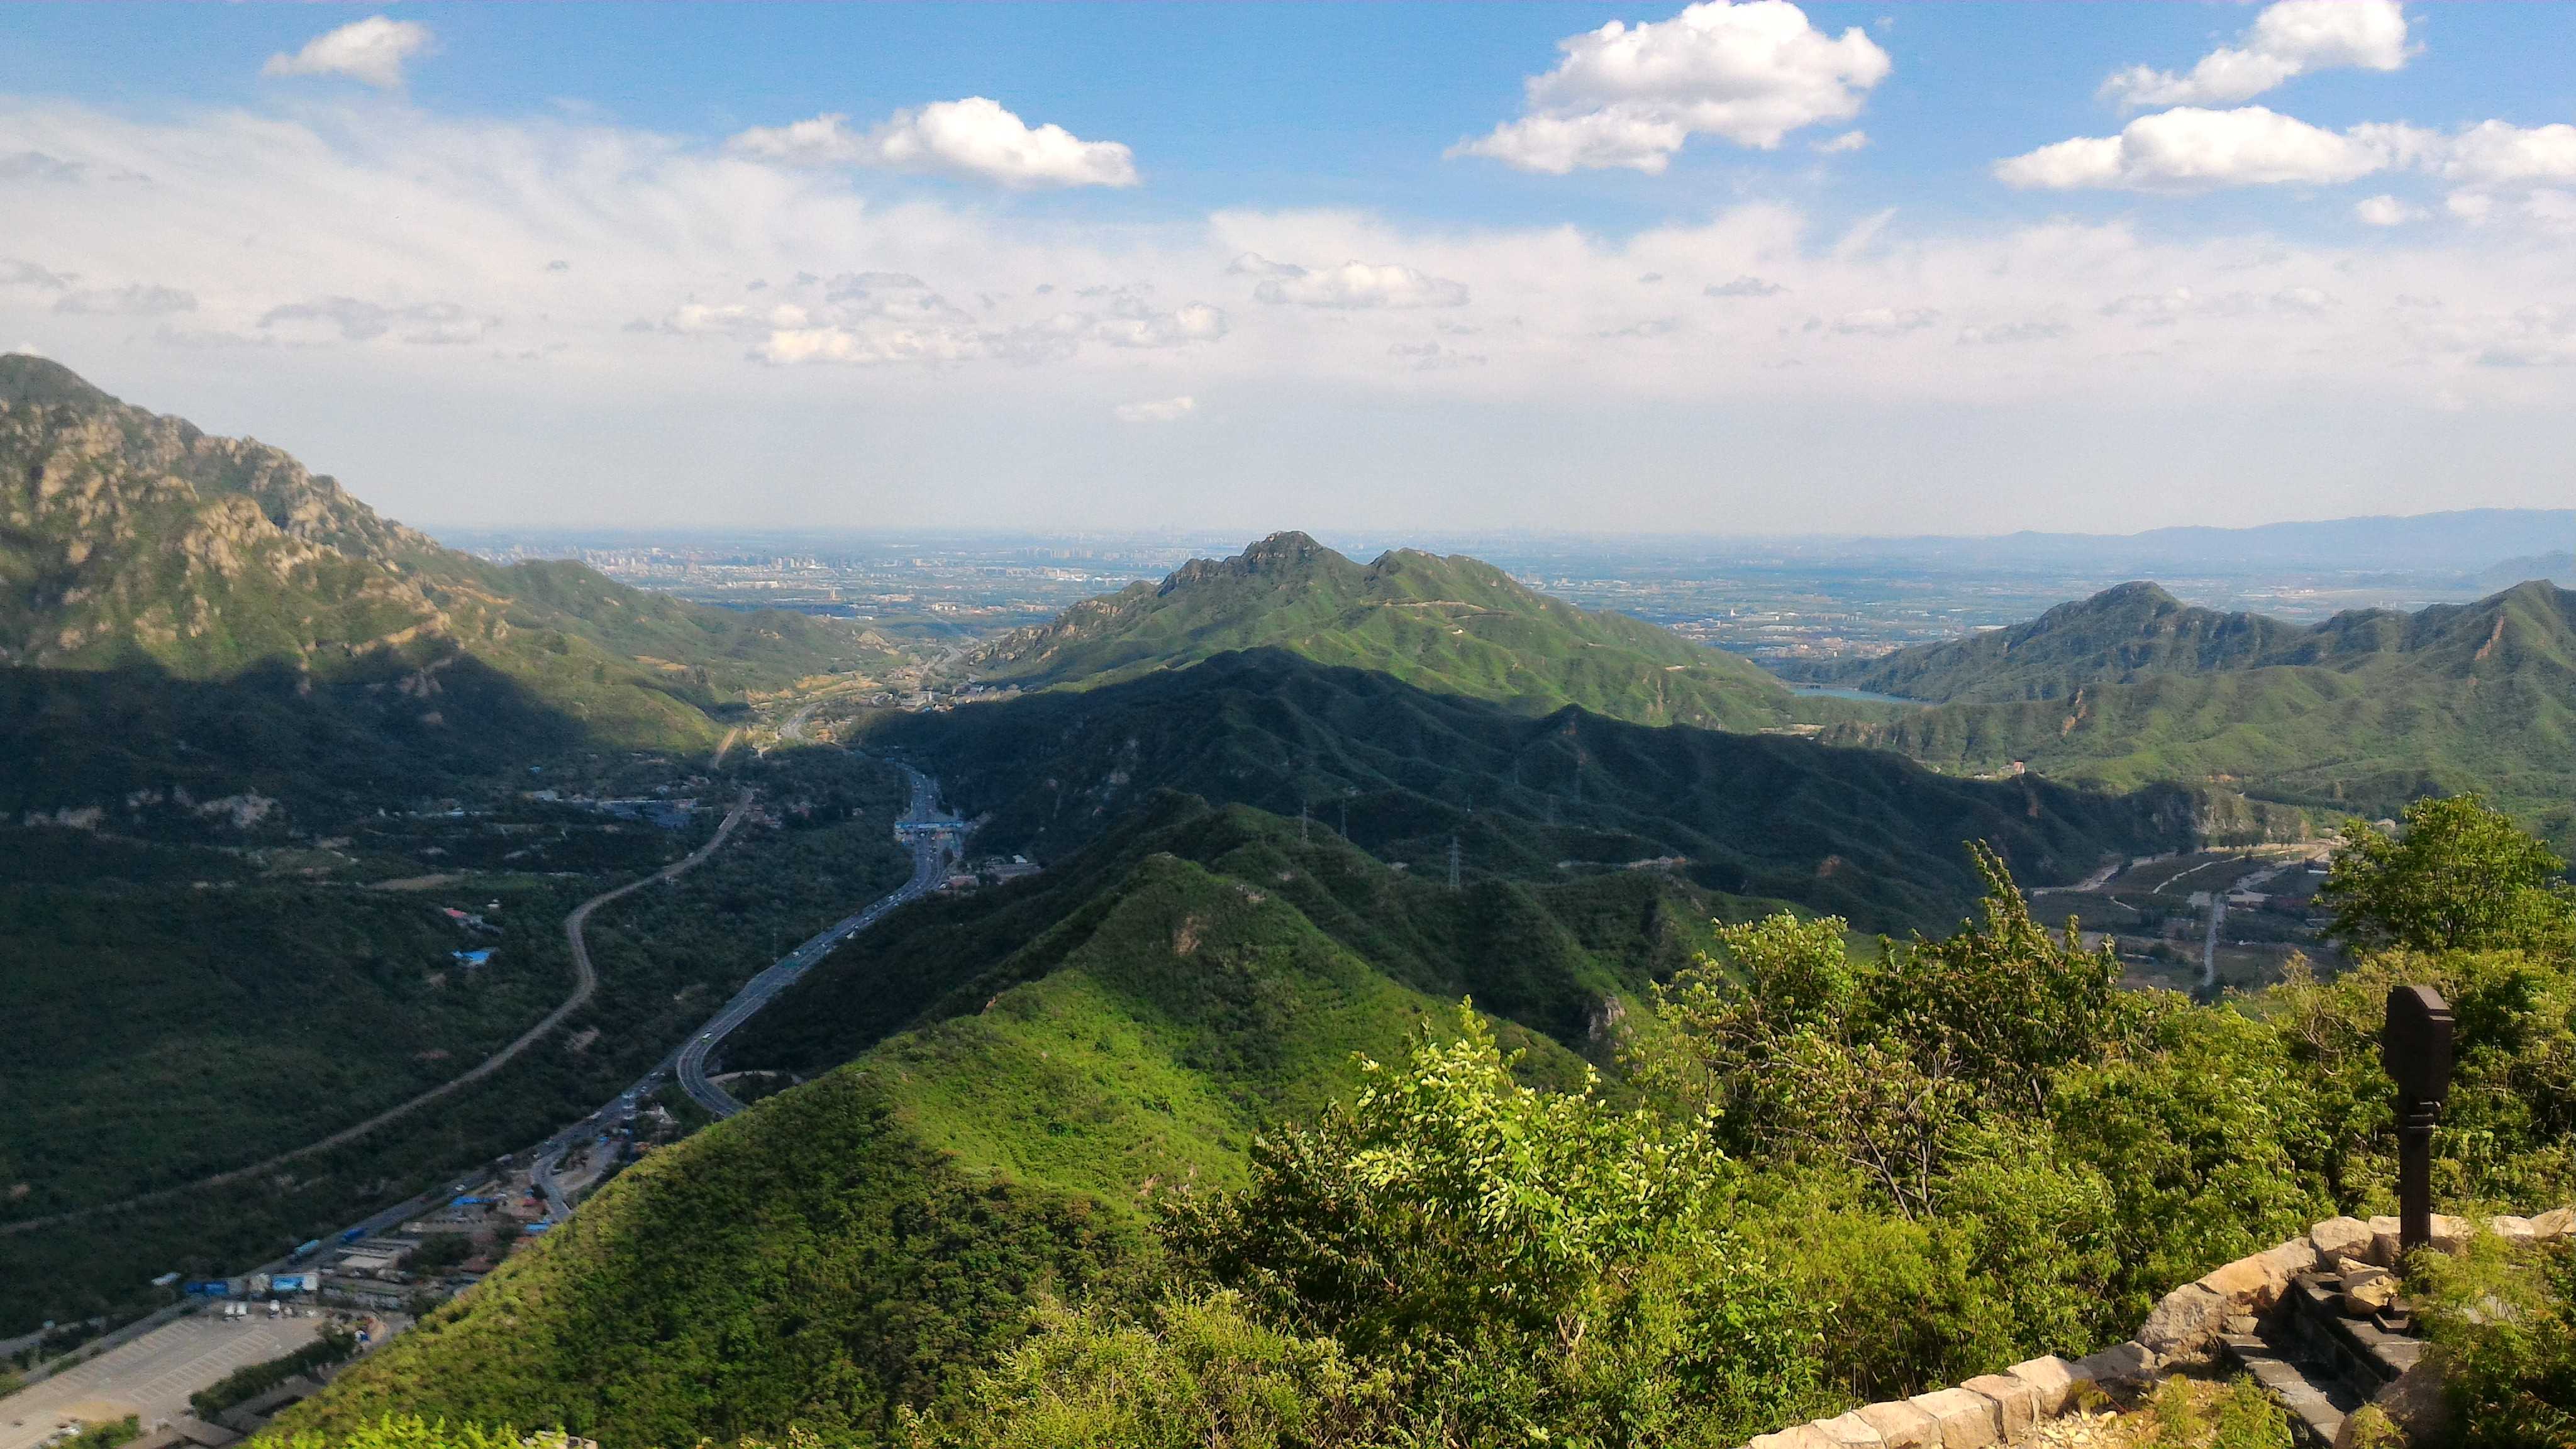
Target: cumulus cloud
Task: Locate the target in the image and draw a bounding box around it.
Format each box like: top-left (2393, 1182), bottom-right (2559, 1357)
top-left (728, 98), bottom-right (1136, 188)
top-left (1814, 130), bottom-right (1868, 154)
top-left (2438, 121), bottom-right (2576, 186)
top-left (262, 16), bottom-right (435, 90)
top-left (1236, 255), bottom-right (1469, 309)
top-left (2103, 0), bottom-right (2408, 109)
top-left (2355, 194), bottom-right (2418, 226)
top-left (1453, 0), bottom-right (1890, 174)
top-left (1113, 395), bottom-right (1196, 423)
top-left (1995, 107), bottom-right (2411, 191)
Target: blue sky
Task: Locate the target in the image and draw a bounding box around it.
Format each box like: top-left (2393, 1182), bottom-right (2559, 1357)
top-left (3, 3), bottom-right (2573, 536)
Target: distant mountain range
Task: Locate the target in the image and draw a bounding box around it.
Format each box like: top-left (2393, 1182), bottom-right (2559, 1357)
top-left (1786, 579), bottom-right (2576, 841)
top-left (0, 357), bottom-right (890, 821)
top-left (1767, 508), bottom-right (2576, 574)
top-left (958, 530), bottom-right (1792, 731)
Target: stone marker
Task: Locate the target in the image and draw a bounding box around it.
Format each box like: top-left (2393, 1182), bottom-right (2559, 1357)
top-left (1854, 1399), bottom-right (1943, 1449)
top-left (2004, 1357), bottom-right (2081, 1416)
top-left (1960, 1375), bottom-right (2037, 1437)
top-left (1907, 1387), bottom-right (2003, 1449)
top-left (2383, 985), bottom-right (2455, 1254)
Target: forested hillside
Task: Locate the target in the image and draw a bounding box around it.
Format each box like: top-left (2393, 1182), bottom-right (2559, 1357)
top-left (0, 355), bottom-right (894, 821)
top-left (876, 648), bottom-right (2201, 930)
top-left (959, 530), bottom-right (1792, 731)
top-left (266, 801), bottom-right (1625, 1447)
top-left (275, 796), bottom-right (2576, 1448)
top-left (1790, 579), bottom-right (2576, 843)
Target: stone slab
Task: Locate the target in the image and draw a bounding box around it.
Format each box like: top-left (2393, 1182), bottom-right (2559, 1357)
top-left (2533, 1207), bottom-right (2575, 1241)
top-left (2310, 1216), bottom-right (2373, 1262)
top-left (2072, 1340), bottom-right (2157, 1390)
top-left (2139, 1282), bottom-right (2231, 1359)
top-left (1811, 1411), bottom-right (1886, 1448)
top-left (1960, 1375), bottom-right (2036, 1438)
top-left (1748, 1426), bottom-right (1835, 1449)
top-left (1907, 1387), bottom-right (2002, 1449)
top-left (2003, 1356), bottom-right (2080, 1417)
top-left (1853, 1401), bottom-right (1942, 1449)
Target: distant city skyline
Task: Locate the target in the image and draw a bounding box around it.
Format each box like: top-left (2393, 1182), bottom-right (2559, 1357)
top-left (5, 2), bottom-right (2575, 534)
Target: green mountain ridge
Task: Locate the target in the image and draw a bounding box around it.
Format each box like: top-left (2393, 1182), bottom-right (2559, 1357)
top-left (0, 355), bottom-right (892, 819)
top-left (961, 530), bottom-right (1792, 731)
top-left (1788, 579), bottom-right (2576, 842)
top-left (875, 648), bottom-right (2214, 932)
top-left (269, 798), bottom-right (1629, 1448)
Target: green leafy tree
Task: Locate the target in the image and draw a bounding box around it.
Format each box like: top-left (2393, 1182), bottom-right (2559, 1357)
top-left (1165, 1007), bottom-right (1828, 1447)
top-left (2320, 795), bottom-right (2576, 956)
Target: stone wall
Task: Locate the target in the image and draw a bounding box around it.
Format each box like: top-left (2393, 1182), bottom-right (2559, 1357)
top-left (1745, 1207), bottom-right (2575, 1449)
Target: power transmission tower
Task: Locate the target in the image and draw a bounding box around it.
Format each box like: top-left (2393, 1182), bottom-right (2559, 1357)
top-left (1448, 835), bottom-right (1462, 892)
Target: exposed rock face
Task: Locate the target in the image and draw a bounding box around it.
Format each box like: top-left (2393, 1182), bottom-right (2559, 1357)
top-left (1, 355), bottom-right (447, 674)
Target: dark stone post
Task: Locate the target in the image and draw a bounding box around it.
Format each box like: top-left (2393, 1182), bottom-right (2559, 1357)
top-left (2381, 985), bottom-right (2455, 1255)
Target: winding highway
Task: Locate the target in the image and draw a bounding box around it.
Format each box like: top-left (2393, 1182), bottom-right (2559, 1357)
top-left (672, 762), bottom-right (957, 1116)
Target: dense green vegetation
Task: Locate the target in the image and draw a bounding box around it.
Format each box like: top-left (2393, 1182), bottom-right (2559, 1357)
top-left (270, 797), bottom-right (2575, 1449)
top-left (0, 746), bottom-right (913, 1335)
top-left (1790, 580), bottom-right (2576, 848)
top-left (877, 648), bottom-right (2198, 931)
top-left (958, 531), bottom-right (1791, 732)
top-left (731, 791), bottom-right (1762, 1077)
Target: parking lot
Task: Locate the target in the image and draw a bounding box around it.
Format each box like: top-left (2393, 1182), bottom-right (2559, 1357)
top-left (0, 1313), bottom-right (320, 1449)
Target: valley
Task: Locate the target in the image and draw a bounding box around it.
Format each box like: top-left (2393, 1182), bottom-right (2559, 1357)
top-left (4, 358), bottom-right (2573, 1449)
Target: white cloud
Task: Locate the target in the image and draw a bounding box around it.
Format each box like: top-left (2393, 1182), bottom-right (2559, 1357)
top-left (2438, 121), bottom-right (2576, 186)
top-left (2102, 0), bottom-right (2408, 109)
top-left (728, 98), bottom-right (1136, 189)
top-left (262, 17), bottom-right (435, 90)
top-left (1113, 395), bottom-right (1196, 423)
top-left (1240, 257), bottom-right (1469, 309)
top-left (11, 96), bottom-right (2576, 533)
top-left (2355, 194), bottom-right (2418, 226)
top-left (1995, 107), bottom-right (2407, 191)
top-left (1453, 0), bottom-right (1890, 174)
top-left (1814, 130), bottom-right (1868, 154)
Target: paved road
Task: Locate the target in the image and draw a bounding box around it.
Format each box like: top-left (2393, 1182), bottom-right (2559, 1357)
top-left (673, 764), bottom-right (957, 1117)
top-left (0, 1317), bottom-right (320, 1449)
top-left (0, 795), bottom-right (755, 1244)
